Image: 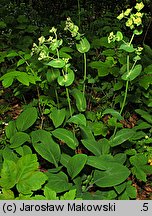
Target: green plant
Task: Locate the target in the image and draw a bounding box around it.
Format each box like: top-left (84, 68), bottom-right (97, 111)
top-left (0, 1), bottom-right (152, 200)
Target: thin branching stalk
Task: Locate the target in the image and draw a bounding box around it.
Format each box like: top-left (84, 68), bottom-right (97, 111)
top-left (66, 87), bottom-right (72, 117)
top-left (83, 52), bottom-right (87, 96)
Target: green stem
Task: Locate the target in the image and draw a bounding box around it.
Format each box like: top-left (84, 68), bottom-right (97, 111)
top-left (55, 88), bottom-right (60, 109)
top-left (120, 80), bottom-right (129, 115)
top-left (83, 52), bottom-right (87, 96)
top-left (77, 0), bottom-right (81, 27)
top-left (66, 87), bottom-right (72, 117)
top-left (113, 55), bottom-right (130, 137)
top-left (56, 48), bottom-right (60, 59)
top-left (129, 34), bottom-right (135, 46)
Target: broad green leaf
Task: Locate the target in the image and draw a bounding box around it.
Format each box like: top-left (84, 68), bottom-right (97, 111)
top-left (119, 43), bottom-right (135, 52)
top-left (87, 155), bottom-right (114, 170)
top-left (81, 139), bottom-right (102, 156)
top-left (15, 145), bottom-right (32, 156)
top-left (121, 64), bottom-right (142, 81)
top-left (0, 71), bottom-right (21, 80)
top-left (46, 69), bottom-right (60, 83)
top-left (102, 108), bottom-right (124, 120)
top-left (134, 122), bottom-right (151, 130)
top-left (114, 182), bottom-right (126, 194)
top-left (76, 37), bottom-right (90, 53)
top-left (44, 186), bottom-right (59, 200)
top-left (125, 182), bottom-right (137, 199)
top-left (118, 191), bottom-right (129, 200)
top-left (17, 59), bottom-right (25, 67)
top-left (5, 121), bottom-right (17, 139)
top-left (93, 164), bottom-right (130, 187)
top-left (2, 147), bottom-right (18, 162)
top-left (60, 189), bottom-right (76, 200)
top-left (72, 89), bottom-right (86, 112)
top-left (16, 154), bottom-right (48, 194)
top-left (89, 61), bottom-right (103, 69)
top-left (80, 125), bottom-right (95, 140)
top-left (0, 160), bottom-right (17, 189)
top-left (16, 107), bottom-right (38, 131)
top-left (10, 132), bottom-right (30, 148)
top-left (60, 153), bottom-right (71, 168)
top-left (52, 128), bottom-right (79, 150)
top-left (130, 154), bottom-right (147, 166)
top-left (17, 172), bottom-right (48, 194)
top-left (67, 154), bottom-right (87, 179)
top-left (46, 171), bottom-right (72, 193)
top-left (135, 109), bottom-right (152, 124)
top-left (0, 189), bottom-right (14, 200)
top-left (115, 31), bottom-right (123, 41)
top-left (7, 51), bottom-right (18, 57)
top-left (2, 77), bottom-right (14, 88)
top-left (91, 122), bottom-right (108, 136)
top-left (144, 64), bottom-right (152, 75)
top-left (98, 138), bottom-right (110, 155)
top-left (50, 108), bottom-right (66, 128)
top-left (139, 75), bottom-right (152, 90)
top-left (131, 166), bottom-right (146, 182)
top-left (67, 114), bottom-right (86, 126)
top-left (102, 49), bottom-right (115, 57)
top-left (114, 81), bottom-right (123, 91)
top-left (110, 128), bottom-right (135, 147)
top-left (130, 131), bottom-right (146, 140)
top-left (31, 130), bottom-right (61, 167)
top-left (113, 153), bottom-right (126, 165)
top-left (57, 68), bottom-right (74, 86)
top-left (46, 59), bottom-right (65, 68)
top-left (16, 73), bottom-right (30, 86)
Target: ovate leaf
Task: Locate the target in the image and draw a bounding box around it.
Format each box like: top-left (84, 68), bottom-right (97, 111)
top-left (67, 154), bottom-right (87, 179)
top-left (76, 37), bottom-right (90, 53)
top-left (67, 114), bottom-right (86, 126)
top-left (135, 109), bottom-right (152, 124)
top-left (44, 186), bottom-right (59, 200)
top-left (72, 89), bottom-right (86, 112)
top-left (81, 139), bottom-right (102, 156)
top-left (102, 108), bottom-right (124, 120)
top-left (46, 59), bottom-right (65, 68)
top-left (50, 108), bottom-right (66, 128)
top-left (93, 163), bottom-right (130, 187)
top-left (46, 69), bottom-right (60, 83)
top-left (120, 43), bottom-right (135, 52)
top-left (52, 128), bottom-right (79, 150)
top-left (46, 171), bottom-right (72, 193)
top-left (16, 73), bottom-right (30, 86)
top-left (0, 160), bottom-right (17, 189)
top-left (31, 130), bottom-right (61, 167)
top-left (131, 166), bottom-right (146, 182)
top-left (2, 77), bottom-right (14, 88)
top-left (16, 107), bottom-right (37, 131)
top-left (121, 64), bottom-right (142, 81)
top-left (5, 121), bottom-right (17, 139)
top-left (110, 128), bottom-right (135, 147)
top-left (60, 189), bottom-right (77, 200)
top-left (57, 68), bottom-right (74, 86)
top-left (10, 132), bottom-right (30, 148)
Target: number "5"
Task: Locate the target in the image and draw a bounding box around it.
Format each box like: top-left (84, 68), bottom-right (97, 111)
top-left (142, 203), bottom-right (148, 211)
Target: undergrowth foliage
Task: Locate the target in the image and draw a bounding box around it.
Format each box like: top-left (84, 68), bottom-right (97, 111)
top-left (0, 1), bottom-right (152, 200)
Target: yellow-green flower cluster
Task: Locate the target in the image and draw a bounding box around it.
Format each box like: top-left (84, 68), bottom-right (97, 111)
top-left (117, 2), bottom-right (144, 30)
top-left (64, 17), bottom-right (79, 37)
top-left (135, 46), bottom-right (143, 55)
